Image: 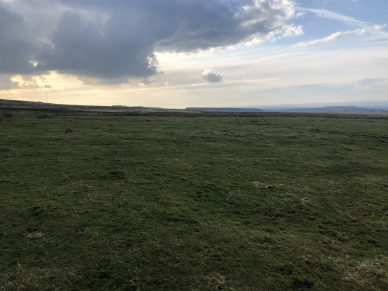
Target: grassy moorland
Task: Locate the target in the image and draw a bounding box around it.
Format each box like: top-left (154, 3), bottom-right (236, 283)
top-left (0, 113), bottom-right (387, 290)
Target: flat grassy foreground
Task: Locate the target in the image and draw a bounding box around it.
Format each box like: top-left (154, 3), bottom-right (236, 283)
top-left (1, 114), bottom-right (388, 290)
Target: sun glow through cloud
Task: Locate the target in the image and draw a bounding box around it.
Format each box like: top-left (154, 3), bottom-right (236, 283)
top-left (0, 0), bottom-right (387, 107)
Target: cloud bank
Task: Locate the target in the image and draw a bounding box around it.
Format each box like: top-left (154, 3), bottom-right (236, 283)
top-left (356, 78), bottom-right (386, 87)
top-left (0, 0), bottom-right (297, 81)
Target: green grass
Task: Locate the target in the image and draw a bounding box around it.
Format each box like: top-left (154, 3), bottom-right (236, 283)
top-left (1, 114), bottom-right (388, 290)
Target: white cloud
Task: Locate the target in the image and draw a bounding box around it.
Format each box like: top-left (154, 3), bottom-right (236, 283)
top-left (282, 24), bottom-right (304, 37)
top-left (295, 25), bottom-right (388, 48)
top-left (295, 29), bottom-right (366, 47)
top-left (297, 7), bottom-right (369, 27)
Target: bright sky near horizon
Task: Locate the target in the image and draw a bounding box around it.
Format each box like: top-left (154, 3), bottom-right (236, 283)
top-left (0, 0), bottom-right (387, 108)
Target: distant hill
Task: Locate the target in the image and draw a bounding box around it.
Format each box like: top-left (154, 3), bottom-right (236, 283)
top-left (186, 107), bottom-right (263, 113)
top-left (2, 99), bottom-right (387, 117)
top-left (186, 106), bottom-right (388, 114)
top-left (0, 99), bottom-right (178, 114)
top-left (264, 106), bottom-right (387, 114)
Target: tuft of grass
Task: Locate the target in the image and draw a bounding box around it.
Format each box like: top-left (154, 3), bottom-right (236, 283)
top-left (36, 114), bottom-right (50, 120)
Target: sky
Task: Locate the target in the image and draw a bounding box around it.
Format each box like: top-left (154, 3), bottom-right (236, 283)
top-left (0, 0), bottom-right (387, 108)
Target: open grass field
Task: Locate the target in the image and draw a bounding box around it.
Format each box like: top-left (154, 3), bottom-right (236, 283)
top-left (1, 113), bottom-right (388, 290)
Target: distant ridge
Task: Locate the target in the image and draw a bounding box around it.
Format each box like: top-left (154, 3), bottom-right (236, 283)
top-left (186, 106), bottom-right (388, 114)
top-left (1, 99), bottom-right (388, 117)
top-left (0, 99), bottom-right (176, 113)
top-left (264, 106), bottom-right (387, 114)
top-left (186, 107), bottom-right (263, 113)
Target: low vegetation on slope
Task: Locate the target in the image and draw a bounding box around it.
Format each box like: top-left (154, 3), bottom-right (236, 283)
top-left (1, 113), bottom-right (387, 290)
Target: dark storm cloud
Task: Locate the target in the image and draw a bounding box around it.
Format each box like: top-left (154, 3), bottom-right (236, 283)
top-left (0, 0), bottom-right (296, 81)
top-left (202, 69), bottom-right (224, 83)
top-left (37, 11), bottom-right (158, 79)
top-left (0, 4), bottom-right (36, 74)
